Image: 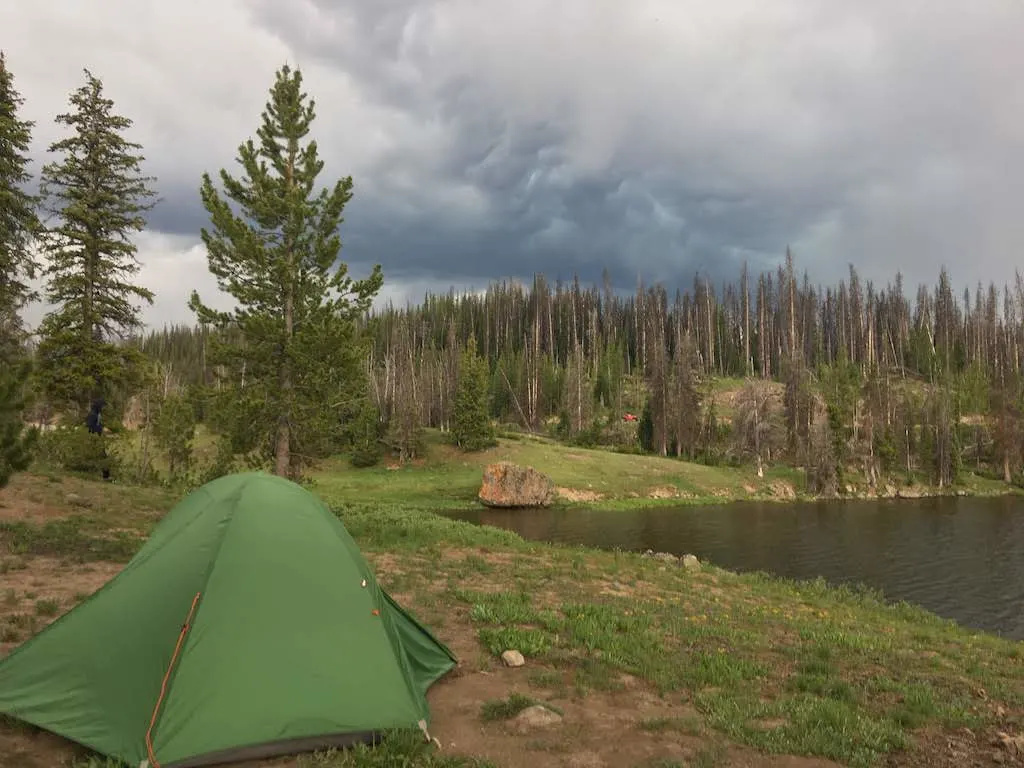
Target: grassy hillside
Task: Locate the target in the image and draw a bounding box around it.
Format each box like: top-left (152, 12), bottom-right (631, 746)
top-left (100, 418), bottom-right (1018, 513)
top-left (0, 467), bottom-right (1021, 768)
top-left (316, 428), bottom-right (1016, 511)
top-left (312, 429), bottom-right (806, 510)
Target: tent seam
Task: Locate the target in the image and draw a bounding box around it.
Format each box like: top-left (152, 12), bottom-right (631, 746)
top-left (145, 482), bottom-right (246, 759)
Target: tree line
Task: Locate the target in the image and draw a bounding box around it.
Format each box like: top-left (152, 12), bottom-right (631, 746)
top-left (2, 51), bottom-right (1022, 494)
top-left (0, 54), bottom-right (388, 485)
top-left (130, 253), bottom-right (1024, 494)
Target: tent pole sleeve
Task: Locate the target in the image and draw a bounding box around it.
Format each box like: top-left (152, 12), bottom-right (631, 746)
top-left (145, 591), bottom-right (203, 768)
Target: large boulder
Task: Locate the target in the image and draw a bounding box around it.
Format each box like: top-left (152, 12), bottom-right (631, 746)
top-left (478, 462), bottom-right (556, 508)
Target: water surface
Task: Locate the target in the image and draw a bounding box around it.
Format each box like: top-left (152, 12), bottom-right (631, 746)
top-left (443, 495), bottom-right (1024, 640)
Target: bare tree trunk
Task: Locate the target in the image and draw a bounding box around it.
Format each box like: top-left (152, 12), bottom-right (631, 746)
top-left (742, 262), bottom-right (752, 376)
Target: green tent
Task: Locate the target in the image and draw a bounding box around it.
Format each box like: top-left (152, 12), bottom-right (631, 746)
top-left (0, 472), bottom-right (456, 767)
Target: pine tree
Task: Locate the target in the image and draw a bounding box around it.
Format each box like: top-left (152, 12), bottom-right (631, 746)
top-left (0, 52), bottom-right (41, 362)
top-left (190, 64), bottom-right (383, 478)
top-left (34, 69), bottom-right (157, 417)
top-left (667, 336), bottom-right (701, 458)
top-left (452, 335), bottom-right (495, 451)
top-left (153, 391), bottom-right (196, 481)
top-left (349, 397), bottom-right (384, 468)
top-left (0, 358), bottom-right (37, 488)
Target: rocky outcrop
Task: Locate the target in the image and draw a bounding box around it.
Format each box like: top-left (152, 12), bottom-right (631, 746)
top-left (478, 462), bottom-right (556, 508)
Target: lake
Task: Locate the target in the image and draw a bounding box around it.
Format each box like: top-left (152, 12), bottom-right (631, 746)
top-left (443, 494), bottom-right (1024, 641)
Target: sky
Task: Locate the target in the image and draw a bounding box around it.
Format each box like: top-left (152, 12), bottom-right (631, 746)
top-left (3, 1), bottom-right (1023, 331)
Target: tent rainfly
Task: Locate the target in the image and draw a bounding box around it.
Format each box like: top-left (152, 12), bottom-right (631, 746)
top-left (0, 471), bottom-right (457, 767)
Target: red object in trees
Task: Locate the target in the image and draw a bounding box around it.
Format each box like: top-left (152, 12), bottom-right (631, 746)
top-left (623, 413), bottom-right (638, 422)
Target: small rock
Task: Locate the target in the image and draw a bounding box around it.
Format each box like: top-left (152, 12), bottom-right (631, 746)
top-left (992, 749), bottom-right (1005, 764)
top-left (681, 554), bottom-right (701, 572)
top-left (65, 493), bottom-right (91, 508)
top-left (501, 650), bottom-right (525, 668)
top-left (511, 705), bottom-right (562, 732)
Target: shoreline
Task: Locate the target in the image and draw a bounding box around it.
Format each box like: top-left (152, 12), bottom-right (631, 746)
top-left (1, 468), bottom-right (1022, 767)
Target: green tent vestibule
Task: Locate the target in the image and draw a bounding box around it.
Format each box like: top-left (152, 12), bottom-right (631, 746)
top-left (0, 472), bottom-right (457, 767)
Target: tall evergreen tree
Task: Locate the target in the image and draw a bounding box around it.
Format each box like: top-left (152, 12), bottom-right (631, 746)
top-left (189, 64), bottom-right (383, 478)
top-left (452, 334), bottom-right (495, 451)
top-left (0, 52), bottom-right (41, 361)
top-left (0, 358), bottom-right (37, 488)
top-left (34, 69), bottom-right (157, 417)
top-left (0, 53), bottom-right (40, 485)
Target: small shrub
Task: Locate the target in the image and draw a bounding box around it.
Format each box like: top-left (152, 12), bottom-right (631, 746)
top-left (35, 598), bottom-right (60, 617)
top-left (34, 426), bottom-right (116, 477)
top-left (197, 435), bottom-right (237, 485)
top-left (349, 399), bottom-right (385, 468)
top-left (153, 393), bottom-right (196, 480)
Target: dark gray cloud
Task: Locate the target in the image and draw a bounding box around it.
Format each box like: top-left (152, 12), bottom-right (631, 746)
top-left (4, 0), bottom-right (1024, 327)
top-left (243, 0), bottom-right (1024, 292)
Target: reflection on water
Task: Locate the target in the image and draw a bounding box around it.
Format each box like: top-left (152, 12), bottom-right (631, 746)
top-left (443, 495), bottom-right (1024, 640)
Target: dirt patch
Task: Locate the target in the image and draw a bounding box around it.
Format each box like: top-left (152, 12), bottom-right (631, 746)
top-left (0, 725), bottom-right (301, 768)
top-left (426, 662), bottom-right (712, 768)
top-left (0, 483), bottom-right (69, 524)
top-left (886, 726), bottom-right (1024, 767)
top-left (556, 487), bottom-right (604, 503)
top-left (0, 724), bottom-right (91, 768)
top-left (0, 557), bottom-right (123, 655)
top-left (725, 752), bottom-right (845, 768)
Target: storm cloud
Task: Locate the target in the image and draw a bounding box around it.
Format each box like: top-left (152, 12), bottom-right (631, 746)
top-left (3, 0), bottom-right (1022, 328)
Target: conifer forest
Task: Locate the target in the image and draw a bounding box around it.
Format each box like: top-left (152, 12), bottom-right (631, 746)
top-left (2, 54), bottom-right (1023, 494)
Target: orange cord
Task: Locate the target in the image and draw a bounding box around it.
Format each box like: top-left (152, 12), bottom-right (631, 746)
top-left (145, 591), bottom-right (202, 768)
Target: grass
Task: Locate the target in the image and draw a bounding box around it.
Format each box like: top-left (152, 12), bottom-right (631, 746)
top-left (479, 692), bottom-right (542, 721)
top-left (34, 598), bottom-right (60, 617)
top-left (0, 518), bottom-right (141, 562)
top-left (311, 427), bottom-right (1021, 511)
top-left (637, 715), bottom-right (704, 735)
top-left (3, 431), bottom-right (1024, 768)
top-left (296, 730), bottom-right (498, 767)
top-left (311, 429), bottom-right (796, 510)
top-left (330, 496), bottom-right (1022, 767)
